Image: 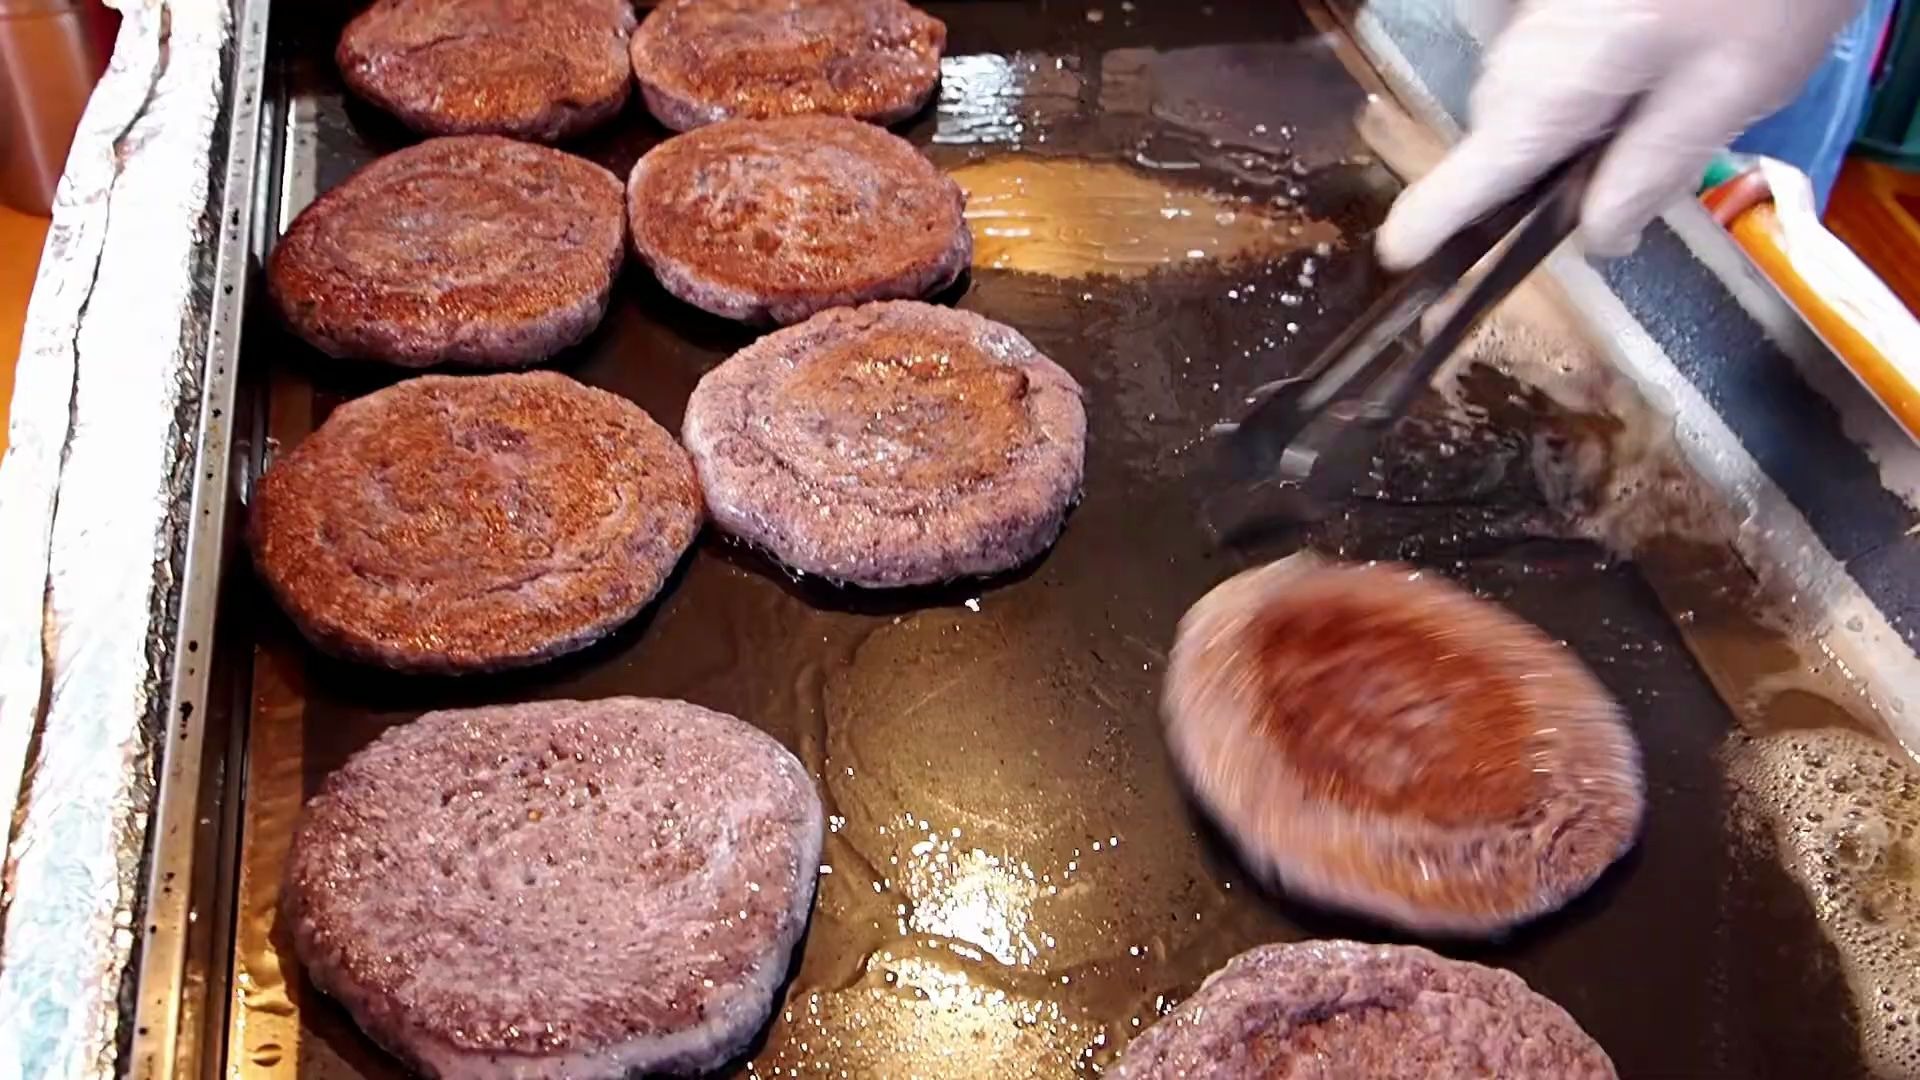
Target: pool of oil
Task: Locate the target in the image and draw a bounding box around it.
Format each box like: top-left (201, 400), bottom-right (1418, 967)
top-left (221, 2), bottom-right (1886, 1077)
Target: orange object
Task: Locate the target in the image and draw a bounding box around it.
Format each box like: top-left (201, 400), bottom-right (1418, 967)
top-left (1702, 170), bottom-right (1773, 225)
top-left (1711, 163), bottom-right (1920, 441)
top-left (1826, 157), bottom-right (1920, 319)
top-left (0, 205), bottom-right (50, 457)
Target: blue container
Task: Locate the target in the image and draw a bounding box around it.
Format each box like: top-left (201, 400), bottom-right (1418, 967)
top-left (1734, 0), bottom-right (1898, 210)
top-left (1856, 0), bottom-right (1920, 168)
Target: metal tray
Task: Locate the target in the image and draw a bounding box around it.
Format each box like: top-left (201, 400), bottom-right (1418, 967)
top-left (129, 1), bottom-right (1891, 1077)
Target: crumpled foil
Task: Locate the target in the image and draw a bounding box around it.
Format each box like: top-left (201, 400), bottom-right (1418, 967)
top-left (0, 0), bottom-right (230, 1077)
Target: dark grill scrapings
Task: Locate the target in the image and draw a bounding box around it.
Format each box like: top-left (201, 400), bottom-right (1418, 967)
top-left (627, 116), bottom-right (971, 325)
top-left (248, 372), bottom-right (702, 673)
top-left (267, 136), bottom-right (627, 368)
top-left (337, 0), bottom-right (636, 141)
top-left (283, 698), bottom-right (825, 1077)
top-left (628, 0), bottom-right (946, 130)
top-left (681, 301), bottom-right (1086, 587)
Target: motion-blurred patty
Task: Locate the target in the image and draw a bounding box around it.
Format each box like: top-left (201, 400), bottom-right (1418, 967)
top-left (1163, 555), bottom-right (1644, 934)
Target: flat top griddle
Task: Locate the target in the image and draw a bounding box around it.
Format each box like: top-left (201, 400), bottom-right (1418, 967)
top-left (215, 2), bottom-right (1870, 1076)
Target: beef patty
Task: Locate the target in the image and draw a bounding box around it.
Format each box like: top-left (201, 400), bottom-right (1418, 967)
top-left (337, 0), bottom-right (635, 141)
top-left (629, 0), bottom-right (946, 131)
top-left (682, 301), bottom-right (1085, 587)
top-left (627, 116), bottom-right (971, 325)
top-left (285, 697), bottom-right (824, 1079)
top-left (249, 372), bottom-right (701, 673)
top-left (268, 137), bottom-right (625, 369)
top-left (1163, 556), bottom-right (1644, 935)
top-left (1110, 941), bottom-right (1617, 1078)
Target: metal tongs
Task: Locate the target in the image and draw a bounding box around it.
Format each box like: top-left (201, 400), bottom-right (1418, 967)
top-left (1204, 147), bottom-right (1602, 543)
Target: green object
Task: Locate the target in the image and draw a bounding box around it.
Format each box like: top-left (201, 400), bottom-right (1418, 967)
top-left (1700, 153), bottom-right (1749, 194)
top-left (1856, 0), bottom-right (1920, 169)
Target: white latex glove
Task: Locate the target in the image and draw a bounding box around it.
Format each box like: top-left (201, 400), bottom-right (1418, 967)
top-left (1376, 0), bottom-right (1862, 269)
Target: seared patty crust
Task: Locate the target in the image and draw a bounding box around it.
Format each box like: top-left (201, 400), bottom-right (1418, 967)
top-left (629, 0), bottom-right (945, 131)
top-left (682, 302), bottom-right (1085, 587)
top-left (627, 116), bottom-right (970, 325)
top-left (249, 372), bottom-right (701, 673)
top-left (268, 136), bottom-right (626, 369)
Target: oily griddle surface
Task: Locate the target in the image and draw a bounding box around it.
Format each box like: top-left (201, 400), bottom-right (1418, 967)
top-left (228, 2), bottom-right (1867, 1076)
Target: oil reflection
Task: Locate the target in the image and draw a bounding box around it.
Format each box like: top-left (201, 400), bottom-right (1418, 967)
top-left (935, 53), bottom-right (1083, 149)
top-left (953, 157), bottom-right (1340, 278)
top-left (895, 815), bottom-right (1044, 965)
top-left (749, 953), bottom-right (1099, 1078)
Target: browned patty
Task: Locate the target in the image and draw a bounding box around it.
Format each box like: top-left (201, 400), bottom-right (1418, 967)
top-left (629, 0), bottom-right (946, 131)
top-left (337, 0), bottom-right (636, 141)
top-left (268, 137), bottom-right (626, 368)
top-left (683, 302), bottom-right (1085, 588)
top-left (1110, 941), bottom-right (1617, 1078)
top-left (249, 372), bottom-right (701, 674)
top-left (285, 697), bottom-right (824, 1078)
top-left (1162, 556), bottom-right (1644, 935)
top-left (627, 116), bottom-right (971, 325)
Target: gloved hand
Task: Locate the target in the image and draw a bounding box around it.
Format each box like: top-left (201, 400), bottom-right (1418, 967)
top-left (1375, 0), bottom-right (1863, 270)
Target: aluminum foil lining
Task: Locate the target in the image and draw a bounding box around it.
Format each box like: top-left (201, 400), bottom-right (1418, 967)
top-left (0, 0), bottom-right (230, 1077)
